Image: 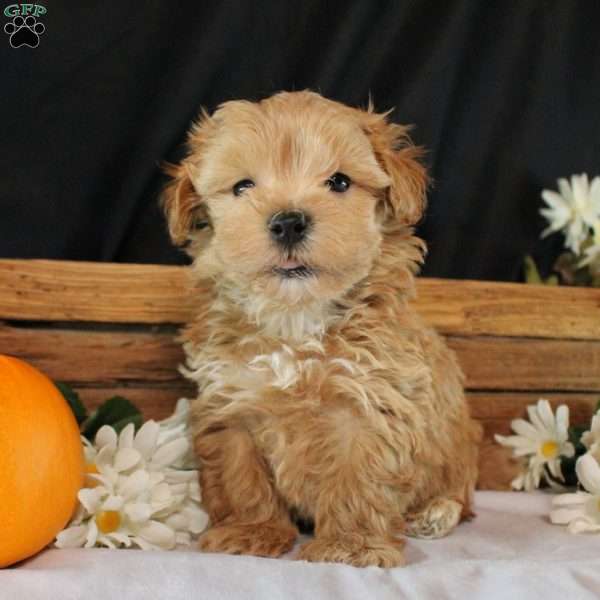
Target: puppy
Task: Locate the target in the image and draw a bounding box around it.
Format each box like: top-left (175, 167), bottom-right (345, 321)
top-left (163, 91), bottom-right (482, 568)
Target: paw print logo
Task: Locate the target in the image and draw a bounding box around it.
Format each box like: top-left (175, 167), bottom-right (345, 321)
top-left (4, 15), bottom-right (45, 48)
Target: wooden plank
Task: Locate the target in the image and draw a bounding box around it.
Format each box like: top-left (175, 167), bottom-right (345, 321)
top-left (76, 386), bottom-right (193, 421)
top-left (74, 388), bottom-right (599, 439)
top-left (1, 259), bottom-right (600, 340)
top-left (467, 392), bottom-right (599, 437)
top-left (69, 388), bottom-right (599, 491)
top-left (447, 336), bottom-right (600, 392)
top-left (0, 324), bottom-right (187, 384)
top-left (0, 259), bottom-right (193, 324)
top-left (416, 278), bottom-right (600, 340)
top-left (2, 323), bottom-right (598, 392)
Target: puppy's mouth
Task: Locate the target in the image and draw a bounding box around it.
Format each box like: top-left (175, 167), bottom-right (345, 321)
top-left (273, 259), bottom-right (315, 279)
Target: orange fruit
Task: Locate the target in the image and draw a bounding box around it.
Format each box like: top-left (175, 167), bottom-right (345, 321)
top-left (0, 355), bottom-right (84, 568)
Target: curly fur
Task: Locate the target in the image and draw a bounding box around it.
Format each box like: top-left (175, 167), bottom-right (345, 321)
top-left (163, 91), bottom-right (482, 568)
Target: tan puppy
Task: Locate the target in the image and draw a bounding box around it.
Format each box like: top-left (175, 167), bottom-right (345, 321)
top-left (163, 91), bottom-right (481, 568)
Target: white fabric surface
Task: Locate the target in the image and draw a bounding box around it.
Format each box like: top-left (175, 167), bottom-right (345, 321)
top-left (2, 491), bottom-right (599, 600)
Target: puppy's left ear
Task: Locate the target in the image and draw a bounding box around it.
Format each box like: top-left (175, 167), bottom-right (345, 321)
top-left (362, 110), bottom-right (429, 226)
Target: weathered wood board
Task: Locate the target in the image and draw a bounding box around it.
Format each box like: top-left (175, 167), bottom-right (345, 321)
top-left (1, 258), bottom-right (599, 481)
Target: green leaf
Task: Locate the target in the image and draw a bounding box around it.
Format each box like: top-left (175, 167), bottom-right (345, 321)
top-left (81, 396), bottom-right (142, 441)
top-left (523, 255), bottom-right (543, 284)
top-left (568, 424), bottom-right (586, 445)
top-left (110, 413), bottom-right (143, 435)
top-left (558, 455), bottom-right (579, 487)
top-left (55, 381), bottom-right (88, 426)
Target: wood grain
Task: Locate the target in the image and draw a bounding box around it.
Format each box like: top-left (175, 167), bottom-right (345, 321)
top-left (0, 259), bottom-right (193, 324)
top-left (75, 386), bottom-right (194, 420)
top-left (467, 392), bottom-right (599, 437)
top-left (71, 387), bottom-right (599, 442)
top-left (2, 323), bottom-right (598, 392)
top-left (1, 259), bottom-right (600, 339)
top-left (447, 336), bottom-right (600, 392)
top-left (2, 258), bottom-right (597, 491)
top-left (0, 324), bottom-right (187, 384)
top-left (416, 278), bottom-right (600, 340)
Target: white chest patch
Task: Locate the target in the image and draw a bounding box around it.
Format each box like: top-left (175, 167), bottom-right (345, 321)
top-left (183, 344), bottom-right (307, 395)
top-left (247, 346), bottom-right (300, 390)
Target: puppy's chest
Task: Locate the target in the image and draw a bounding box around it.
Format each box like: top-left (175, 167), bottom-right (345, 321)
top-left (224, 343), bottom-right (341, 398)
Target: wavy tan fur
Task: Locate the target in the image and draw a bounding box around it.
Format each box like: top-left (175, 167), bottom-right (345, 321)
top-left (163, 91), bottom-right (482, 568)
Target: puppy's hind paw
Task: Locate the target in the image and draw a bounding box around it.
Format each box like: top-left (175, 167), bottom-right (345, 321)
top-left (297, 535), bottom-right (406, 568)
top-left (405, 497), bottom-right (462, 540)
top-left (199, 521), bottom-right (298, 558)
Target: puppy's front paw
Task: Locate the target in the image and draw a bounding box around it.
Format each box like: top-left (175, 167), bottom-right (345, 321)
top-left (199, 521), bottom-right (297, 558)
top-left (297, 535), bottom-right (405, 568)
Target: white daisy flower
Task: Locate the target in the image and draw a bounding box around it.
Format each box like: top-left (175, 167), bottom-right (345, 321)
top-left (550, 453), bottom-right (600, 533)
top-left (56, 401), bottom-right (208, 550)
top-left (540, 174), bottom-right (600, 255)
top-left (495, 399), bottom-right (575, 490)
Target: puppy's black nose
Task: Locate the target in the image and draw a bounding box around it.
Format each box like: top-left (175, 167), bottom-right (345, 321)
top-left (268, 211), bottom-right (310, 247)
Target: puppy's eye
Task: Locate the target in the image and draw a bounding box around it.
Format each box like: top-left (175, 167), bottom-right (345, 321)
top-left (326, 172), bottom-right (351, 193)
top-left (233, 179), bottom-right (255, 196)
top-left (192, 218), bottom-right (208, 230)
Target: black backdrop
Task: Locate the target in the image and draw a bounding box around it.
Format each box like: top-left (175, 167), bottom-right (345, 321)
top-left (2, 1), bottom-right (599, 281)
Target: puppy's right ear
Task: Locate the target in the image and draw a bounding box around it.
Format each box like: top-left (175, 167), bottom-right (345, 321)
top-left (161, 161), bottom-right (207, 246)
top-left (161, 110), bottom-right (215, 246)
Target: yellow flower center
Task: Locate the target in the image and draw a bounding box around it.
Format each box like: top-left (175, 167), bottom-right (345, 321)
top-left (85, 462), bottom-right (100, 488)
top-left (541, 440), bottom-right (559, 458)
top-left (95, 510), bottom-right (121, 534)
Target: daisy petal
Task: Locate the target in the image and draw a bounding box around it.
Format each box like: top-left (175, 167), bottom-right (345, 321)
top-left (151, 439), bottom-right (189, 469)
top-left (85, 520), bottom-right (99, 548)
top-left (120, 469), bottom-right (150, 500)
top-left (185, 507), bottom-right (209, 534)
top-left (107, 531), bottom-right (133, 547)
top-left (124, 502), bottom-right (153, 523)
top-left (55, 525), bottom-right (88, 548)
top-left (556, 404), bottom-right (570, 438)
top-left (557, 178), bottom-right (573, 201)
top-left (95, 425), bottom-right (118, 450)
top-left (562, 442), bottom-right (575, 458)
top-left (136, 521), bottom-right (176, 550)
top-left (114, 447), bottom-right (142, 472)
top-left (527, 405), bottom-right (546, 432)
top-left (131, 536), bottom-right (158, 551)
top-left (547, 459), bottom-right (562, 480)
top-left (164, 513), bottom-right (187, 530)
top-left (101, 495), bottom-right (124, 511)
top-left (550, 507), bottom-right (585, 525)
top-left (510, 419), bottom-right (540, 440)
top-left (576, 454), bottom-right (600, 495)
top-left (134, 421), bottom-right (160, 460)
top-left (552, 491), bottom-right (591, 506)
top-left (568, 517), bottom-right (600, 534)
top-left (536, 399), bottom-right (556, 433)
top-left (175, 531), bottom-right (192, 546)
top-left (97, 534), bottom-right (116, 549)
top-left (78, 488), bottom-right (102, 514)
top-left (118, 423), bottom-right (135, 449)
top-left (95, 445), bottom-right (116, 469)
top-left (541, 190), bottom-right (567, 210)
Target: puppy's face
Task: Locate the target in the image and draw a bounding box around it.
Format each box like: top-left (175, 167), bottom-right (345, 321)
top-left (164, 91), bottom-right (427, 306)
